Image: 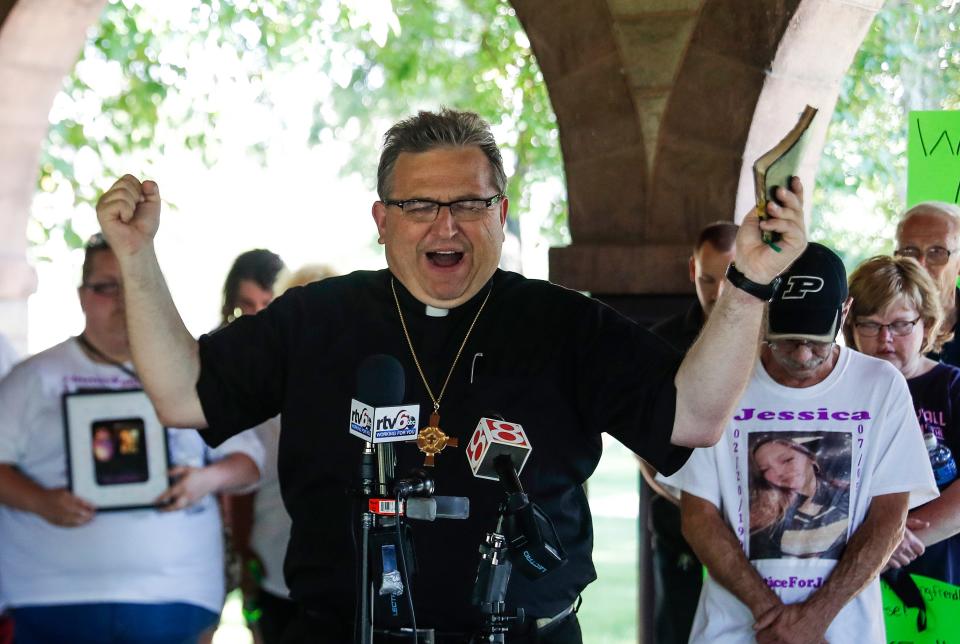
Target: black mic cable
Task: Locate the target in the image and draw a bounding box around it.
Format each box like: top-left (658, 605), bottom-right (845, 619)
top-left (395, 489), bottom-right (417, 643)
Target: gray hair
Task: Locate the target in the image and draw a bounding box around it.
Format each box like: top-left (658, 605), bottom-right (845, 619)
top-left (896, 201), bottom-right (960, 242)
top-left (376, 108), bottom-right (507, 200)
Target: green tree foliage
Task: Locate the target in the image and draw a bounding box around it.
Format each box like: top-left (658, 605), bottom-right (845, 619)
top-left (315, 0), bottom-right (566, 245)
top-left (36, 1), bottom-right (220, 251)
top-left (813, 0), bottom-right (960, 268)
top-left (34, 0), bottom-right (566, 253)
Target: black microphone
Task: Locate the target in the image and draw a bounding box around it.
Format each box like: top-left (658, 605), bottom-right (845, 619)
top-left (351, 356), bottom-right (422, 633)
top-left (356, 354), bottom-right (405, 407)
top-left (468, 413), bottom-right (566, 580)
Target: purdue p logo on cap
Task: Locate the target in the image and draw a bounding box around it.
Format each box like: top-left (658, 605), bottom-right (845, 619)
top-left (781, 276), bottom-right (825, 300)
top-left (767, 243), bottom-right (848, 343)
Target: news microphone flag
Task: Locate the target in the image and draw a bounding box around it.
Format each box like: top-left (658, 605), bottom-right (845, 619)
top-left (466, 417), bottom-right (532, 481)
top-left (349, 400), bottom-right (420, 443)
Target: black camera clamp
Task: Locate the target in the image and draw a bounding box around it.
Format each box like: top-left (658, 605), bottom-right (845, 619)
top-left (471, 455), bottom-right (567, 643)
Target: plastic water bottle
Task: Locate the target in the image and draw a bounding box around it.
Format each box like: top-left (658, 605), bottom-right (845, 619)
top-left (925, 432), bottom-right (958, 489)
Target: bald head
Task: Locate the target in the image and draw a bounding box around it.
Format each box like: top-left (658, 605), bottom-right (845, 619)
top-left (896, 202), bottom-right (960, 310)
top-left (897, 202), bottom-right (960, 242)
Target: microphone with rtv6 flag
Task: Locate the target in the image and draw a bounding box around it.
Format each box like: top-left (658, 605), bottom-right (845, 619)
top-left (350, 354), bottom-right (422, 643)
top-left (349, 356), bottom-right (419, 445)
top-left (467, 415), bottom-right (567, 643)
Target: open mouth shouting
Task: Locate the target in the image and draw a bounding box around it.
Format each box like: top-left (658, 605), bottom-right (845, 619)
top-left (426, 250), bottom-right (465, 268)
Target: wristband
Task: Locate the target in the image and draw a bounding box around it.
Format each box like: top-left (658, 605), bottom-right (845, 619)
top-left (725, 263), bottom-right (782, 302)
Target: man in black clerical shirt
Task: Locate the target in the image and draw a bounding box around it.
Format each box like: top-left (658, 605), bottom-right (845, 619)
top-left (95, 109), bottom-right (808, 643)
top-left (641, 221), bottom-right (736, 644)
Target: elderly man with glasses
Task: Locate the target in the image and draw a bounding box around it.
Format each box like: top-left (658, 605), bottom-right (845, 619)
top-left (660, 242), bottom-right (938, 644)
top-left (895, 202), bottom-right (960, 365)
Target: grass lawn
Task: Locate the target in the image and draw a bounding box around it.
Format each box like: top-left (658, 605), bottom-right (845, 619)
top-left (577, 436), bottom-right (640, 643)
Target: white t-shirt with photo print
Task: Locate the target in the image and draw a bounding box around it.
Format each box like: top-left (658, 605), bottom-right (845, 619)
top-left (660, 346), bottom-right (938, 644)
top-left (0, 337), bottom-right (264, 613)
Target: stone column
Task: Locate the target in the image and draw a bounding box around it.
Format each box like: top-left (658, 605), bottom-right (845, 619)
top-left (0, 0), bottom-right (107, 352)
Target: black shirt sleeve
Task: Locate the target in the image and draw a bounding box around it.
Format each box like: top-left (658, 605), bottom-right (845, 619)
top-left (195, 288), bottom-right (300, 447)
top-left (573, 295), bottom-right (692, 475)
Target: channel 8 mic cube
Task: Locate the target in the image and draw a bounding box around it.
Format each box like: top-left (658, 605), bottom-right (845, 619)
top-left (466, 417), bottom-right (532, 481)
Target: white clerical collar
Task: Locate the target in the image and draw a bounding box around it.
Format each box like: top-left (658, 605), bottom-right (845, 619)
top-left (425, 304), bottom-right (449, 317)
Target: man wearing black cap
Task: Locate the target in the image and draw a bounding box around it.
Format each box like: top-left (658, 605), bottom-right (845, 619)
top-left (660, 243), bottom-right (939, 643)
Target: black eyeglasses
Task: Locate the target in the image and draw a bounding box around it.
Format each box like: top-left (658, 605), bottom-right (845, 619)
top-left (766, 339), bottom-right (834, 354)
top-left (894, 246), bottom-right (956, 266)
top-left (82, 282), bottom-right (121, 297)
top-left (853, 317), bottom-right (921, 337)
top-left (383, 194), bottom-right (504, 223)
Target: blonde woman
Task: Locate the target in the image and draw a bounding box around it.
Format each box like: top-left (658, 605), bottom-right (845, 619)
top-left (845, 255), bottom-right (960, 585)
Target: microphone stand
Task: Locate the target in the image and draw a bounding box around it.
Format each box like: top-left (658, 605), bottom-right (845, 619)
top-left (471, 456), bottom-right (567, 643)
top-left (361, 452), bottom-right (435, 644)
top-left (471, 456), bottom-right (527, 643)
top-left (358, 441), bottom-right (378, 644)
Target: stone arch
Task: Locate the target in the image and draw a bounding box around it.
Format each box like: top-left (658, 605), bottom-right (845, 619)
top-left (0, 0), bottom-right (108, 349)
top-left (515, 0), bottom-right (884, 296)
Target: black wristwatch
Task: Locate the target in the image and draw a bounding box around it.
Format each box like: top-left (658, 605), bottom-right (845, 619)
top-left (725, 263), bottom-right (782, 302)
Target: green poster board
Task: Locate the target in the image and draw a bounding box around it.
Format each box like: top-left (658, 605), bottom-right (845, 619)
top-left (908, 111), bottom-right (960, 207)
top-left (882, 574), bottom-right (960, 642)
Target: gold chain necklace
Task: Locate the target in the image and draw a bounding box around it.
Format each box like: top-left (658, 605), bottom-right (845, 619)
top-left (391, 278), bottom-right (492, 466)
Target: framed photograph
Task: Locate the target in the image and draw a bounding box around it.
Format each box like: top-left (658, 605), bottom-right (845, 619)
top-left (62, 389), bottom-right (170, 511)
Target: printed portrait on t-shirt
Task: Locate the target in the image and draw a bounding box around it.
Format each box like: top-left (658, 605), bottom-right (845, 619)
top-left (748, 431), bottom-right (851, 560)
top-left (90, 417), bottom-right (149, 486)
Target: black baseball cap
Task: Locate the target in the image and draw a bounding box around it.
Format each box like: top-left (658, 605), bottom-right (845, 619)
top-left (767, 242), bottom-right (848, 343)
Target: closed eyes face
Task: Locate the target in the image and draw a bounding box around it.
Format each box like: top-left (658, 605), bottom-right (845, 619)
top-left (851, 299), bottom-right (924, 376)
top-left (765, 339), bottom-right (832, 377)
top-left (691, 243), bottom-right (735, 318)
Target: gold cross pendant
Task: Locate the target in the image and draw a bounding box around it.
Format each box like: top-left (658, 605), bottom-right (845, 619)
top-left (417, 413), bottom-right (459, 467)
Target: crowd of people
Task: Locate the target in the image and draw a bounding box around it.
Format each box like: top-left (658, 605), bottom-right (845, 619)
top-left (0, 107), bottom-right (956, 644)
top-left (645, 203), bottom-right (960, 643)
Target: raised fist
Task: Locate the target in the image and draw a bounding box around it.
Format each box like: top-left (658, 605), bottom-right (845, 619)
top-left (95, 174), bottom-right (162, 257)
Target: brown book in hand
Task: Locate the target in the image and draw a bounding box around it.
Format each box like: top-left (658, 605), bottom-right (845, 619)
top-left (753, 105), bottom-right (818, 247)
